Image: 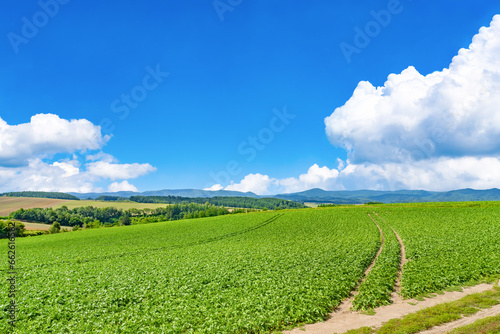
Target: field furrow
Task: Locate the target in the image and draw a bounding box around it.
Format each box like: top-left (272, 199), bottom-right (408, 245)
top-left (352, 214), bottom-right (401, 310)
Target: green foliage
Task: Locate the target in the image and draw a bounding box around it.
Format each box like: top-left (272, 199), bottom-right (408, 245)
top-left (318, 203), bottom-right (337, 207)
top-left (379, 206), bottom-right (500, 298)
top-left (129, 195), bottom-right (307, 210)
top-left (0, 208), bottom-right (380, 333)
top-left (49, 221), bottom-right (61, 234)
top-left (352, 217), bottom-right (401, 310)
top-left (447, 313), bottom-right (500, 334)
top-left (1, 191), bottom-right (79, 200)
top-left (8, 203), bottom-right (235, 229)
top-left (23, 230), bottom-right (47, 237)
top-left (0, 219), bottom-right (25, 238)
top-left (120, 215), bottom-right (131, 226)
top-left (94, 195), bottom-right (129, 201)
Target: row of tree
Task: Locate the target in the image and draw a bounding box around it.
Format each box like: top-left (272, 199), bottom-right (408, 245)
top-left (1, 191), bottom-right (80, 200)
top-left (128, 195), bottom-right (307, 210)
top-left (8, 203), bottom-right (249, 228)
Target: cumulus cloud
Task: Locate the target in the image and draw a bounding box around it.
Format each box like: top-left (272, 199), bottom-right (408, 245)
top-left (278, 164), bottom-right (340, 193)
top-left (0, 159), bottom-right (96, 193)
top-left (86, 161), bottom-right (156, 180)
top-left (322, 15), bottom-right (500, 190)
top-left (108, 181), bottom-right (138, 192)
top-left (209, 16), bottom-right (500, 194)
top-left (0, 113), bottom-right (109, 166)
top-left (0, 114), bottom-right (156, 192)
top-left (326, 15), bottom-right (500, 164)
top-left (225, 173), bottom-right (277, 195)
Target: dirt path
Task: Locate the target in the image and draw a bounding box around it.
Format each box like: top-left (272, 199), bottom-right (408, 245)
top-left (332, 214), bottom-right (385, 313)
top-left (375, 212), bottom-right (406, 303)
top-left (285, 212), bottom-right (498, 334)
top-left (418, 303), bottom-right (500, 334)
top-left (285, 283), bottom-right (497, 334)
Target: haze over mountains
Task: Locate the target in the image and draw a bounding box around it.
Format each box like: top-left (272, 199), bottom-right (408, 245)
top-left (68, 188), bottom-right (500, 204)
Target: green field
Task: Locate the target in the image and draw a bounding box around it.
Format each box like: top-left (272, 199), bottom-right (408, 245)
top-left (1, 202), bottom-right (500, 333)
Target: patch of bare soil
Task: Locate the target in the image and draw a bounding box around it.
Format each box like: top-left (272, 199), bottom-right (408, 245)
top-left (284, 282), bottom-right (497, 334)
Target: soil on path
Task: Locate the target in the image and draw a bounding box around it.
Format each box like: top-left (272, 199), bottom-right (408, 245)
top-left (284, 283), bottom-right (497, 334)
top-left (285, 212), bottom-right (498, 334)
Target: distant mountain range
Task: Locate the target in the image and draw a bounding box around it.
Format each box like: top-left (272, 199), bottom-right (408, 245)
top-left (68, 188), bottom-right (500, 204)
top-left (69, 189), bottom-right (260, 199)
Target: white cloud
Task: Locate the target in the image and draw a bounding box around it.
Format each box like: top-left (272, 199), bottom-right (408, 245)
top-left (220, 155), bottom-right (500, 194)
top-left (225, 173), bottom-right (277, 195)
top-left (53, 161), bottom-right (80, 177)
top-left (85, 151), bottom-right (116, 163)
top-left (325, 15), bottom-right (500, 164)
top-left (308, 14), bottom-right (500, 191)
top-left (278, 164), bottom-right (340, 193)
top-left (0, 114), bottom-right (156, 192)
top-left (108, 181), bottom-right (138, 192)
top-left (86, 161), bottom-right (156, 180)
top-left (204, 184), bottom-right (223, 191)
top-left (0, 159), bottom-right (97, 193)
top-left (0, 113), bottom-right (109, 166)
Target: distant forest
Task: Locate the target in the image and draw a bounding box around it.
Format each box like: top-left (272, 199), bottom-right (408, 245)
top-left (127, 195), bottom-right (307, 210)
top-left (1, 191), bottom-right (80, 200)
top-left (2, 191), bottom-right (306, 210)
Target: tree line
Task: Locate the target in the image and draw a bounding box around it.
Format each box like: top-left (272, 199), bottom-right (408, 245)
top-left (8, 203), bottom-right (256, 230)
top-left (1, 191), bottom-right (80, 200)
top-left (128, 195), bottom-right (307, 210)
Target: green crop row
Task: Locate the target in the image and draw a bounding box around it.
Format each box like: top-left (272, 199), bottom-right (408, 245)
top-left (0, 208), bottom-right (380, 333)
top-left (379, 206), bottom-right (500, 298)
top-left (352, 214), bottom-right (401, 310)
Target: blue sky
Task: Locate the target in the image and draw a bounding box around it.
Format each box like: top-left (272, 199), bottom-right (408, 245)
top-left (1, 0), bottom-right (500, 194)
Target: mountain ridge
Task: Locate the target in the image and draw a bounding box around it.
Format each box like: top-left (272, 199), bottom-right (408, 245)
top-left (64, 188), bottom-right (500, 204)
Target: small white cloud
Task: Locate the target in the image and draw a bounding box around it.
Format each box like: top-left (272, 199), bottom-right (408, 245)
top-left (0, 113), bottom-right (109, 167)
top-left (204, 184), bottom-right (223, 191)
top-left (86, 161), bottom-right (156, 180)
top-left (225, 173), bottom-right (277, 195)
top-left (278, 164), bottom-right (340, 193)
top-left (108, 181), bottom-right (138, 192)
top-left (52, 161), bottom-right (79, 177)
top-left (85, 151), bottom-right (116, 163)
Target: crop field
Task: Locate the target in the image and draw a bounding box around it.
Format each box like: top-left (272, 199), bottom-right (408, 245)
top-left (378, 204), bottom-right (500, 298)
top-left (0, 197), bottom-right (67, 217)
top-left (0, 197), bottom-right (170, 218)
top-left (1, 202), bottom-right (500, 333)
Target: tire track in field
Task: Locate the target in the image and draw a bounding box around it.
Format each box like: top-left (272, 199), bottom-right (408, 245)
top-left (332, 214), bottom-right (385, 313)
top-left (375, 212), bottom-right (406, 301)
top-left (3, 213), bottom-right (284, 272)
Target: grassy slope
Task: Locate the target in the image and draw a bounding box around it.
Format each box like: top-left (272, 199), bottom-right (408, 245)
top-left (0, 208), bottom-right (379, 333)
